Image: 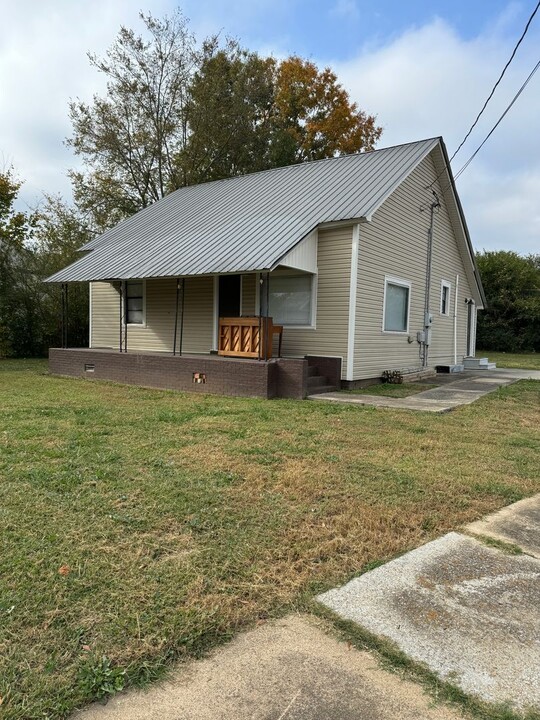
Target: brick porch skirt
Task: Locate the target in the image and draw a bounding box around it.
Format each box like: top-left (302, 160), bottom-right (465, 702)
top-left (48, 348), bottom-right (325, 400)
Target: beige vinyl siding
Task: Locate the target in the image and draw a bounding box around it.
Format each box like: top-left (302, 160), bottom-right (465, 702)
top-left (354, 151), bottom-right (474, 379)
top-left (278, 226), bottom-right (352, 379)
top-left (241, 273), bottom-right (257, 315)
top-left (182, 276), bottom-right (214, 353)
top-left (90, 281), bottom-right (121, 348)
top-left (90, 276), bottom-right (214, 354)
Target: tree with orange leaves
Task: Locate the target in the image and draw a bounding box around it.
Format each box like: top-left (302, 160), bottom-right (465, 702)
top-left (273, 56), bottom-right (381, 163)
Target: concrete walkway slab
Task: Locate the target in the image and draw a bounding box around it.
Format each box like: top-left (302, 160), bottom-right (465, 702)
top-left (466, 494), bottom-right (540, 559)
top-left (318, 532), bottom-right (540, 711)
top-left (307, 391), bottom-right (454, 412)
top-left (72, 616), bottom-right (464, 720)
top-left (309, 368), bottom-right (538, 412)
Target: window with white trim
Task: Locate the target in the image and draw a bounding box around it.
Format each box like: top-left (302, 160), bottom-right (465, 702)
top-left (268, 274), bottom-right (314, 327)
top-left (126, 280), bottom-right (144, 324)
top-left (383, 277), bottom-right (410, 333)
top-left (440, 280), bottom-right (451, 316)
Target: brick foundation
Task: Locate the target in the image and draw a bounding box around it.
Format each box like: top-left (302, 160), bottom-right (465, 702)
top-left (49, 348), bottom-right (310, 399)
top-left (341, 366), bottom-right (437, 390)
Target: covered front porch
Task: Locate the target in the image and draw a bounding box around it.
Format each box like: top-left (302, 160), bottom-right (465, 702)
top-left (52, 230), bottom-right (342, 397)
top-left (83, 267), bottom-right (314, 358)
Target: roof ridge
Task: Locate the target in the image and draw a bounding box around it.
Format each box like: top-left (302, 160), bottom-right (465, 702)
top-left (165, 136), bottom-right (442, 195)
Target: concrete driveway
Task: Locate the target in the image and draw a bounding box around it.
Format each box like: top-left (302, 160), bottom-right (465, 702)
top-left (319, 495), bottom-right (540, 713)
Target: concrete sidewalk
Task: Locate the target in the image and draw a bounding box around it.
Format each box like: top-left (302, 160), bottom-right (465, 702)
top-left (309, 368), bottom-right (540, 413)
top-left (73, 616), bottom-right (464, 720)
top-left (466, 495), bottom-right (540, 559)
top-left (318, 495), bottom-right (540, 713)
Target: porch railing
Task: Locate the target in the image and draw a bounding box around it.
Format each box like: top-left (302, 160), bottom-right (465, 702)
top-left (218, 317), bottom-right (283, 359)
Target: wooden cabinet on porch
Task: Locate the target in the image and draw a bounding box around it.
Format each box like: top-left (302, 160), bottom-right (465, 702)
top-left (218, 317), bottom-right (283, 359)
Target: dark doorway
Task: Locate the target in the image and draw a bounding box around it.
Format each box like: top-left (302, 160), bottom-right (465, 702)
top-left (219, 275), bottom-right (241, 318)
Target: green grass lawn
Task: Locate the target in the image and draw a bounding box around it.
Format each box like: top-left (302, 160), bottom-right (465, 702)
top-left (479, 351), bottom-right (540, 370)
top-left (1, 359), bottom-right (539, 719)
top-left (344, 382), bottom-right (436, 398)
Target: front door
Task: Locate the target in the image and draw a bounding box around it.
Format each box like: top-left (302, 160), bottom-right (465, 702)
top-left (219, 275), bottom-right (241, 318)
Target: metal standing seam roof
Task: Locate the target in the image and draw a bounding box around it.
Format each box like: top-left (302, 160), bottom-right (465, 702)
top-left (46, 138), bottom-right (441, 283)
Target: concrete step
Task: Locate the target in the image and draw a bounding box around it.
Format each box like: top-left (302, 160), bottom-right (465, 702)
top-left (309, 385), bottom-right (338, 395)
top-left (308, 375), bottom-right (330, 388)
top-left (463, 357), bottom-right (496, 369)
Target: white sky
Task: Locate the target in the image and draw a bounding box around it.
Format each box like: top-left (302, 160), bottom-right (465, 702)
top-left (0, 1), bottom-right (539, 254)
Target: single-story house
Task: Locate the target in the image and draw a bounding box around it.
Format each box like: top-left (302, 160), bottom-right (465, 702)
top-left (47, 136), bottom-right (486, 399)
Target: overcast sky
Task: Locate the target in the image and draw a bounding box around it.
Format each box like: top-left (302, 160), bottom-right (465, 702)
top-left (1, 0), bottom-right (539, 254)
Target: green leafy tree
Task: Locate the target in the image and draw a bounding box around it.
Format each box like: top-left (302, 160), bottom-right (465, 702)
top-left (0, 170), bottom-right (38, 356)
top-left (181, 39), bottom-right (276, 183)
top-left (33, 196), bottom-right (92, 351)
top-left (476, 250), bottom-right (540, 352)
top-left (68, 14), bottom-right (382, 228)
top-left (68, 10), bottom-right (197, 230)
top-left (0, 173), bottom-right (90, 357)
top-left (183, 44), bottom-right (381, 182)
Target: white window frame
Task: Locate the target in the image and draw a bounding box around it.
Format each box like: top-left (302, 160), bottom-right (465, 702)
top-left (382, 275), bottom-right (411, 334)
top-left (126, 278), bottom-right (146, 327)
top-left (268, 273), bottom-right (317, 330)
top-left (440, 280), bottom-right (451, 317)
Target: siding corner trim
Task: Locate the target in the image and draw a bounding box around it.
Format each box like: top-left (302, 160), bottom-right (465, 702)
top-left (346, 224), bottom-right (360, 381)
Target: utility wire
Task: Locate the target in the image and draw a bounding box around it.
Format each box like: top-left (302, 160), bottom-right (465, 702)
top-left (428, 1), bottom-right (540, 191)
top-left (452, 57), bottom-right (540, 182)
top-left (449, 0), bottom-right (540, 164)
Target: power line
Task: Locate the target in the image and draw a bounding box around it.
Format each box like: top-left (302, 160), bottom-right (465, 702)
top-left (428, 1), bottom-right (540, 191)
top-left (452, 57), bottom-right (540, 181)
top-left (450, 0), bottom-right (540, 164)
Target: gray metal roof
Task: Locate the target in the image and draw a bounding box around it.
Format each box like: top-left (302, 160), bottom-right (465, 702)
top-left (47, 138), bottom-right (440, 283)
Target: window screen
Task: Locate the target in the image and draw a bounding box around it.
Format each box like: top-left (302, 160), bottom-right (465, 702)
top-left (269, 275), bottom-right (313, 326)
top-left (384, 281), bottom-right (409, 332)
top-left (126, 281), bottom-right (144, 324)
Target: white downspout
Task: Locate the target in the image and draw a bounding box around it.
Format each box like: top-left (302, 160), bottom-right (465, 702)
top-left (453, 274), bottom-right (459, 365)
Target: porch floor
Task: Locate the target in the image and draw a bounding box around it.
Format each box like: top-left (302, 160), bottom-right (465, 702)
top-left (78, 347), bottom-right (274, 363)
